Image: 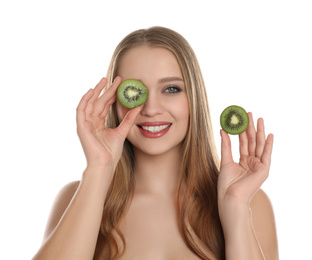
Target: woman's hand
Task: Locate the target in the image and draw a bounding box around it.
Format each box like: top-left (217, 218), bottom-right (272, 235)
top-left (218, 112), bottom-right (274, 206)
top-left (76, 77), bottom-right (142, 170)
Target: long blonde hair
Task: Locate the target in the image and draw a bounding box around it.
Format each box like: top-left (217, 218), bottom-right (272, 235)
top-left (94, 26), bottom-right (225, 260)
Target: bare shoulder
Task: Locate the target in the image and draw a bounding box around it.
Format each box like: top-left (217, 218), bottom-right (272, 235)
top-left (250, 188), bottom-right (273, 212)
top-left (250, 189), bottom-right (279, 260)
top-left (43, 181), bottom-right (80, 241)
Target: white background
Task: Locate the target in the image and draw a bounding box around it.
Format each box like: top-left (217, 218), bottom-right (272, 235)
top-left (0, 1), bottom-right (311, 259)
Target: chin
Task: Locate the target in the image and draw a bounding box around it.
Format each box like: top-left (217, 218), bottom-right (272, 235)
top-left (130, 140), bottom-right (182, 157)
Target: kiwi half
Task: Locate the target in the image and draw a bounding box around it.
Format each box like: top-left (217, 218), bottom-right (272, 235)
top-left (117, 79), bottom-right (148, 108)
top-left (220, 105), bottom-right (249, 135)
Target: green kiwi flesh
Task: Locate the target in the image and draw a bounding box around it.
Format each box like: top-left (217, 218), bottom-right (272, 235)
top-left (117, 79), bottom-right (148, 108)
top-left (220, 105), bottom-right (249, 135)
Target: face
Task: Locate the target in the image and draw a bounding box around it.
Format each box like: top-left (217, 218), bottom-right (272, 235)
top-left (116, 45), bottom-right (190, 156)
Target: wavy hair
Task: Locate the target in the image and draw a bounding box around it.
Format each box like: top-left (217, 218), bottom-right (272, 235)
top-left (94, 26), bottom-right (225, 260)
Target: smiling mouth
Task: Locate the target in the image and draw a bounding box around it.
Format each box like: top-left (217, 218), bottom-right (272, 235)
top-left (138, 124), bottom-right (172, 133)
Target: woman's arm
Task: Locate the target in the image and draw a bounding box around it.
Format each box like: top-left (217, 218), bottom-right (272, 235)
top-left (250, 189), bottom-right (279, 259)
top-left (33, 166), bottom-right (114, 260)
top-left (32, 77), bottom-right (142, 260)
top-left (218, 189), bottom-right (278, 260)
top-left (218, 113), bottom-right (278, 260)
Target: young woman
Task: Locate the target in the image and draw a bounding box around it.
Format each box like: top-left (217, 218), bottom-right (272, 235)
top-left (33, 26), bottom-right (278, 260)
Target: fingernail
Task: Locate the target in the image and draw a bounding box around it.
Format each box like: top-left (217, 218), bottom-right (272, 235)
top-left (113, 76), bottom-right (120, 83)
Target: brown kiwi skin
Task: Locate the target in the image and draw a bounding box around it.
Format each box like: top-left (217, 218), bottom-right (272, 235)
top-left (220, 105), bottom-right (249, 135)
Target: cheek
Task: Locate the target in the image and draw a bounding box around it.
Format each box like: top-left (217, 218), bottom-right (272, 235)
top-left (116, 101), bottom-right (130, 123)
top-left (173, 97), bottom-right (190, 123)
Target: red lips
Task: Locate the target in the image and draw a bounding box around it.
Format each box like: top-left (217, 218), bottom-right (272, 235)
top-left (137, 121), bottom-right (172, 138)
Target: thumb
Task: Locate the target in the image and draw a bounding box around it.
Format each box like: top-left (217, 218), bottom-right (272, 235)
top-left (115, 106), bottom-right (143, 139)
top-left (220, 129), bottom-right (234, 166)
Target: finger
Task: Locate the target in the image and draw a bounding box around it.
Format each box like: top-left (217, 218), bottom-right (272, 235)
top-left (255, 118), bottom-right (266, 159)
top-left (239, 131), bottom-right (249, 157)
top-left (90, 77), bottom-right (107, 103)
top-left (247, 112), bottom-right (257, 156)
top-left (85, 78), bottom-right (107, 115)
top-left (220, 129), bottom-right (234, 166)
top-left (99, 96), bottom-right (117, 120)
top-left (76, 88), bottom-right (94, 125)
top-left (116, 106), bottom-right (143, 139)
top-left (93, 76), bottom-right (122, 116)
top-left (261, 133), bottom-right (274, 167)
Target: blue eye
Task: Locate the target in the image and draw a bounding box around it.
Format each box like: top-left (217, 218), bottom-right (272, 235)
top-left (164, 86), bottom-right (181, 93)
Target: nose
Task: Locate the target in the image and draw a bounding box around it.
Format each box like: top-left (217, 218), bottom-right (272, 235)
top-left (140, 90), bottom-right (164, 117)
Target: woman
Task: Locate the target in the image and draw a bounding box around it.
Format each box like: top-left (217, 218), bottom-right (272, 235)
top-left (33, 26), bottom-right (278, 259)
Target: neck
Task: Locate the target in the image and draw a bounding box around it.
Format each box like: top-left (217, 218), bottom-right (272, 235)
top-left (133, 145), bottom-right (183, 196)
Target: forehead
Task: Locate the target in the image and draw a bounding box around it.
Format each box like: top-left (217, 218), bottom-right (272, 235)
top-left (118, 45), bottom-right (183, 81)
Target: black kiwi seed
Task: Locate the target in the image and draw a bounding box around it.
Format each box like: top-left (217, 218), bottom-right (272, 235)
top-left (117, 79), bottom-right (148, 108)
top-left (220, 105), bottom-right (249, 135)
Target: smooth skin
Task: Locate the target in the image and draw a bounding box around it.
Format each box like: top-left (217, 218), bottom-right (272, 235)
top-left (219, 114), bottom-right (278, 259)
top-left (114, 46), bottom-right (198, 259)
top-left (33, 77), bottom-right (143, 260)
top-left (33, 46), bottom-right (278, 260)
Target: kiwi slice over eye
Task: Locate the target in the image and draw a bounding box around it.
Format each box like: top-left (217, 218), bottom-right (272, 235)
top-left (220, 105), bottom-right (249, 135)
top-left (117, 79), bottom-right (148, 108)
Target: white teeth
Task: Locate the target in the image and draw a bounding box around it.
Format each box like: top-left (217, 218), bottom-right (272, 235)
top-left (141, 124), bottom-right (171, 133)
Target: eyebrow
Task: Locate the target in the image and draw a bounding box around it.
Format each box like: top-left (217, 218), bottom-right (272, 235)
top-left (157, 77), bottom-right (184, 84)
